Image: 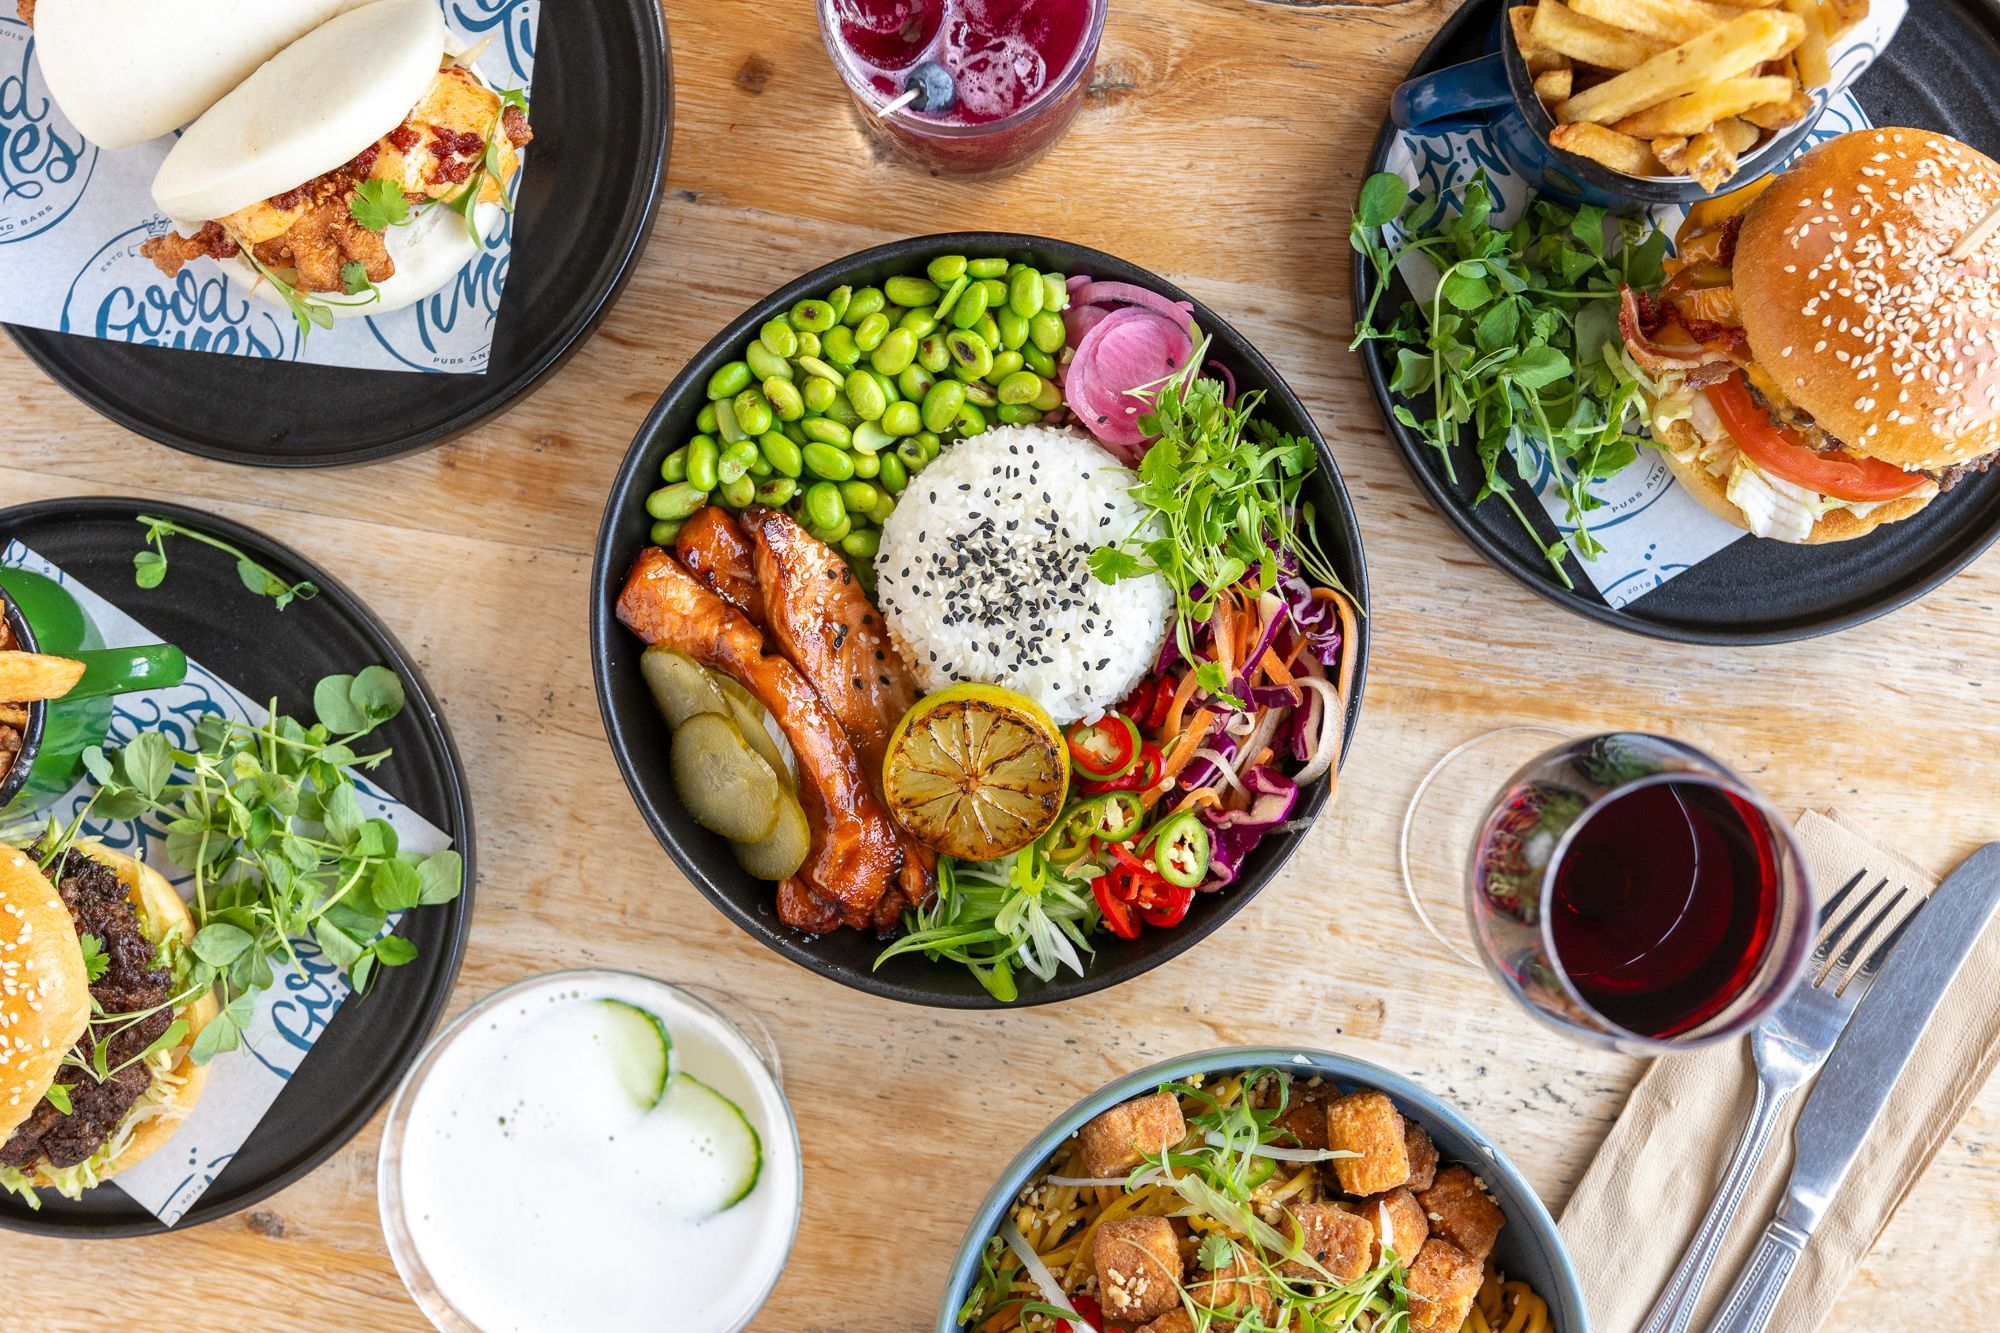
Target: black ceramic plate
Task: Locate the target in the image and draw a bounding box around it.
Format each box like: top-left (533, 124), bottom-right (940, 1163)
top-left (4, 1), bottom-right (670, 469)
top-left (1358, 0), bottom-right (2000, 643)
top-left (0, 498), bottom-right (474, 1236)
top-left (592, 234), bottom-right (1370, 1009)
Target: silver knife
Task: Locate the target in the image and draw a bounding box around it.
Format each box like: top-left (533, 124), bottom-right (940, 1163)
top-left (1707, 841), bottom-right (2000, 1333)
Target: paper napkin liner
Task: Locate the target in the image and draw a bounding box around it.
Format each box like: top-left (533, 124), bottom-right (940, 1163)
top-left (1558, 810), bottom-right (2000, 1331)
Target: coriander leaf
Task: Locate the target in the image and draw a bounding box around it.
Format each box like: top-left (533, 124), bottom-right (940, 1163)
top-left (348, 177), bottom-right (411, 233)
top-left (1198, 1234), bottom-right (1237, 1272)
top-left (44, 1084), bottom-right (72, 1116)
top-left (78, 934), bottom-right (108, 983)
top-left (340, 261), bottom-right (374, 297)
top-left (417, 850), bottom-right (464, 905)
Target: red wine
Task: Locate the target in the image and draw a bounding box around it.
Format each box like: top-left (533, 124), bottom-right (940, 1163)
top-left (1549, 781), bottom-right (1781, 1039)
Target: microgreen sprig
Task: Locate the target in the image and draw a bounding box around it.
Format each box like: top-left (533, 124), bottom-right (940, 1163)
top-left (444, 86), bottom-right (530, 245)
top-left (134, 515), bottom-right (318, 611)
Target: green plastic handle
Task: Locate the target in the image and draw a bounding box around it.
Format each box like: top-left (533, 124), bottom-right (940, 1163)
top-left (61, 645), bottom-right (188, 702)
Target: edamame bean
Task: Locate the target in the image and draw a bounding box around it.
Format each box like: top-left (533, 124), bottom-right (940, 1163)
top-left (802, 376), bottom-right (838, 414)
top-left (826, 286), bottom-right (853, 323)
top-left (707, 360), bottom-right (752, 400)
top-left (686, 436), bottom-right (720, 491)
top-left (651, 520), bottom-right (685, 545)
top-left (761, 431), bottom-right (803, 478)
top-left (962, 379), bottom-right (998, 407)
top-left (1042, 273), bottom-right (1069, 311)
top-left (897, 364), bottom-right (935, 400)
top-left (660, 446), bottom-right (690, 483)
top-left (1022, 344), bottom-right (1057, 378)
top-left (996, 308), bottom-right (1029, 351)
top-left (1029, 310), bottom-right (1066, 354)
top-left (946, 330), bottom-right (993, 379)
top-left (797, 355), bottom-right (845, 386)
top-left (802, 442), bottom-right (855, 480)
top-left (917, 431), bottom-right (943, 460)
top-left (757, 477), bottom-right (799, 507)
top-left (987, 350), bottom-right (1025, 383)
top-left (839, 480), bottom-right (881, 513)
top-left (883, 303), bottom-right (909, 324)
top-left (783, 421), bottom-right (810, 445)
top-left (713, 397), bottom-right (746, 444)
top-left (844, 286), bottom-right (885, 325)
top-left (805, 481), bottom-right (847, 529)
top-left (1033, 376), bottom-right (1064, 412)
top-left (718, 439), bottom-right (759, 485)
top-left (841, 529), bottom-right (882, 560)
top-left (809, 516), bottom-right (853, 545)
top-left (763, 376), bottom-right (805, 422)
top-left (899, 310), bottom-right (939, 338)
top-left (881, 399), bottom-right (922, 437)
top-left (647, 482), bottom-right (708, 522)
top-left (796, 330), bottom-right (821, 358)
top-left (845, 370), bottom-right (887, 422)
top-left (868, 489), bottom-right (897, 524)
top-left (956, 402), bottom-right (989, 435)
top-left (926, 255), bottom-right (967, 284)
top-left (732, 389), bottom-right (773, 437)
top-left (895, 437), bottom-right (928, 467)
top-left (790, 297), bottom-right (836, 332)
top-left (997, 370), bottom-right (1043, 405)
top-left (824, 393), bottom-right (861, 427)
top-left (877, 453), bottom-right (908, 494)
top-left (884, 275), bottom-right (942, 308)
top-left (922, 380), bottom-right (967, 434)
top-left (951, 281), bottom-right (990, 331)
top-left (853, 420), bottom-right (894, 456)
top-left (918, 333), bottom-right (952, 373)
top-left (1008, 267), bottom-right (1045, 318)
top-left (871, 328), bottom-right (917, 376)
top-left (745, 341), bottom-right (791, 382)
top-left (975, 314), bottom-right (1000, 349)
top-left (971, 279), bottom-right (1003, 311)
top-left (822, 325), bottom-right (861, 367)
top-left (967, 257), bottom-right (1008, 279)
top-left (759, 319), bottom-right (799, 358)
top-left (854, 312), bottom-right (890, 353)
top-left (931, 274), bottom-right (969, 325)
top-left (747, 449), bottom-right (773, 478)
top-left (721, 474), bottom-right (756, 508)
top-left (852, 450), bottom-right (880, 479)
top-left (801, 418), bottom-right (851, 448)
top-left (697, 403), bottom-right (719, 434)
top-left (869, 368), bottom-right (899, 403)
top-left (997, 404), bottom-right (1045, 426)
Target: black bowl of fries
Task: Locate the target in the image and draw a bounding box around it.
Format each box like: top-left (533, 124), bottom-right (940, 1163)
top-left (0, 596), bottom-right (45, 814)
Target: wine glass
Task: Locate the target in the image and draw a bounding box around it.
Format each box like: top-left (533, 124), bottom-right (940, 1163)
top-left (1465, 733), bottom-right (1815, 1054)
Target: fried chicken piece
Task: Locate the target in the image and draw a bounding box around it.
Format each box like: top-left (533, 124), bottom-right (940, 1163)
top-left (252, 205), bottom-right (392, 294)
top-left (139, 222), bottom-right (241, 279)
top-left (17, 0), bottom-right (34, 26)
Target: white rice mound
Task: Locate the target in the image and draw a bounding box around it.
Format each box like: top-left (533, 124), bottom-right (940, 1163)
top-left (875, 424), bottom-right (1173, 726)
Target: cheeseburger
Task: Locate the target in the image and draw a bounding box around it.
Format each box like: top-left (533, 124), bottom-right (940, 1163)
top-left (0, 843), bottom-right (215, 1207)
top-left (139, 0), bottom-right (533, 324)
top-left (1622, 128), bottom-right (2000, 543)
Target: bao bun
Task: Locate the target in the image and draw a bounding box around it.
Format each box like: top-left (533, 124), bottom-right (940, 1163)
top-left (0, 842), bottom-right (216, 1187)
top-left (1654, 419), bottom-right (1936, 544)
top-left (1733, 129), bottom-right (2000, 472)
top-left (30, 0), bottom-right (364, 150)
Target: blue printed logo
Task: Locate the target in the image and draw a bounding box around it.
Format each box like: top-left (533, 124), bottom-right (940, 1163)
top-left (0, 20), bottom-right (95, 244)
top-left (367, 210), bottom-right (513, 372)
top-left (61, 221), bottom-right (299, 359)
top-left (449, 0), bottom-right (539, 84)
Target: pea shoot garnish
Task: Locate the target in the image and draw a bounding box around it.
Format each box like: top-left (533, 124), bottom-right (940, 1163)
top-left (1349, 170), bottom-right (1668, 585)
top-left (134, 515), bottom-right (319, 611)
top-left (445, 87), bottom-right (530, 244)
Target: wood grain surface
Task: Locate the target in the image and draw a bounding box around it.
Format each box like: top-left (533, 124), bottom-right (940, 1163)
top-left (3, 0), bottom-right (1995, 1328)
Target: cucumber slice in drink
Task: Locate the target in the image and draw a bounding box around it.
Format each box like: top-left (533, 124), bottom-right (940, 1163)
top-left (598, 1000), bottom-right (673, 1111)
top-left (658, 1074), bottom-right (764, 1215)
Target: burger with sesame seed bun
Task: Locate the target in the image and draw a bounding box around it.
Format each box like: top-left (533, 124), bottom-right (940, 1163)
top-left (0, 842), bottom-right (215, 1209)
top-left (1620, 128), bottom-right (2000, 544)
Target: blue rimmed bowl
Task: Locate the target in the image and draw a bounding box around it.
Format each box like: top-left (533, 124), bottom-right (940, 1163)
top-left (936, 1046), bottom-right (1590, 1331)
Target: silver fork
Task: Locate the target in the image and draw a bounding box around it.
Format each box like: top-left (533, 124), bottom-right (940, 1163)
top-left (1637, 869), bottom-right (1921, 1333)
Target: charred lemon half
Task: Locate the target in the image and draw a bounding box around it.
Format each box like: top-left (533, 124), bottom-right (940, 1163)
top-left (882, 683), bottom-right (1068, 861)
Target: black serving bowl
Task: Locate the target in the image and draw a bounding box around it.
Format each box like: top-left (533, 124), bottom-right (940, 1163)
top-left (590, 234), bottom-right (1370, 1008)
top-left (0, 592), bottom-right (47, 812)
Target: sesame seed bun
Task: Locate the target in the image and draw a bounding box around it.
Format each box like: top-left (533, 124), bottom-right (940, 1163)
top-left (1734, 129), bottom-right (2000, 473)
top-left (0, 851), bottom-right (90, 1142)
top-left (1656, 418), bottom-right (1937, 543)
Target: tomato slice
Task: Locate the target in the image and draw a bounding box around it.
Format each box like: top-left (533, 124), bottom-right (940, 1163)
top-left (1706, 375), bottom-right (1924, 503)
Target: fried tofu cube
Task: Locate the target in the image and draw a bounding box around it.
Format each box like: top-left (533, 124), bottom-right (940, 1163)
top-left (1094, 1216), bottom-right (1184, 1322)
top-left (1418, 1165), bottom-right (1506, 1264)
top-left (1139, 1313), bottom-right (1195, 1333)
top-left (1406, 1239), bottom-right (1484, 1331)
top-left (1188, 1250), bottom-right (1274, 1330)
top-left (1273, 1085), bottom-right (1332, 1151)
top-left (1356, 1186), bottom-right (1430, 1266)
top-left (1404, 1122), bottom-right (1440, 1193)
top-left (1079, 1090), bottom-right (1186, 1179)
top-left (1327, 1090), bottom-right (1411, 1196)
top-left (1276, 1201), bottom-right (1373, 1282)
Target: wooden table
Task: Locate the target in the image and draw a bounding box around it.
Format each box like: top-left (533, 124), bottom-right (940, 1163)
top-left (5, 0), bottom-right (1996, 1327)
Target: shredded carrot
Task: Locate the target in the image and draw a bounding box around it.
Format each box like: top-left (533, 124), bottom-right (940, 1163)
top-left (1145, 708), bottom-right (1216, 810)
top-left (1311, 587), bottom-right (1361, 801)
top-left (1174, 787), bottom-right (1223, 814)
top-left (1160, 671), bottom-right (1202, 738)
top-left (1249, 747), bottom-right (1272, 770)
top-left (1258, 648), bottom-right (1294, 687)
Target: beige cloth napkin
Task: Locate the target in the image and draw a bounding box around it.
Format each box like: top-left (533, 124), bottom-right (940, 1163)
top-left (1558, 810), bottom-right (2000, 1332)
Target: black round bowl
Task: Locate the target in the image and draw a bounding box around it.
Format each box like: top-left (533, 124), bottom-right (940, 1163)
top-left (591, 233), bottom-right (1370, 1008)
top-left (0, 594), bottom-right (47, 812)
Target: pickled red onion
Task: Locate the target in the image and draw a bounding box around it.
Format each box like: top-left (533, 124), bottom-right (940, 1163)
top-left (1064, 306), bottom-right (1194, 455)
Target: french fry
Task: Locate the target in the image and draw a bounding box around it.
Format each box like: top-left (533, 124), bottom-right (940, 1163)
top-left (1569, 0), bottom-right (1738, 45)
top-left (1655, 128), bottom-right (1741, 190)
top-left (1609, 75), bottom-right (1795, 136)
top-left (0, 653), bottom-right (84, 704)
top-left (1510, 5), bottom-right (1571, 73)
top-left (1785, 0), bottom-right (1831, 85)
top-left (1741, 86), bottom-right (1813, 128)
top-left (0, 704), bottom-right (26, 728)
top-left (1556, 10), bottom-right (1805, 125)
top-left (1825, 0), bottom-right (1869, 35)
top-left (1551, 121), bottom-right (1664, 175)
top-left (1531, 1), bottom-right (1670, 72)
top-left (1715, 116), bottom-right (1762, 153)
top-left (1533, 67), bottom-right (1575, 104)
top-left (1701, 0), bottom-right (1784, 6)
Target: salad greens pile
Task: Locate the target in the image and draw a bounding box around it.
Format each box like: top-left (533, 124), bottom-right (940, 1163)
top-left (1089, 344), bottom-right (1352, 703)
top-left (1350, 171), bottom-right (1668, 585)
top-left (873, 847), bottom-right (1099, 1003)
top-left (75, 666), bottom-right (463, 1063)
